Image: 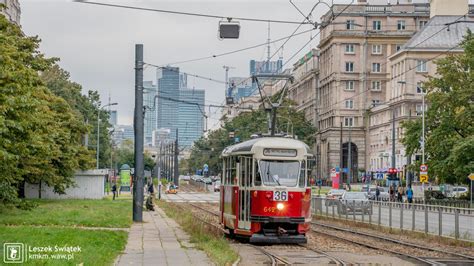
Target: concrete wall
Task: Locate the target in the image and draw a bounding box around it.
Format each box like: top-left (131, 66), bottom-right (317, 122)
top-left (25, 170), bottom-right (107, 199)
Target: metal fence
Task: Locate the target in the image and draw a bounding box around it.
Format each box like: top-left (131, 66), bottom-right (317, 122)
top-left (311, 197), bottom-right (474, 242)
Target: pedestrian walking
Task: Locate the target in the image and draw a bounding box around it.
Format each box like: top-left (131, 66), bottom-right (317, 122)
top-left (389, 185), bottom-right (395, 202)
top-left (148, 182), bottom-right (155, 205)
top-left (375, 185), bottom-right (381, 201)
top-left (112, 182), bottom-right (117, 200)
top-left (397, 186), bottom-right (403, 202)
top-left (407, 186), bottom-right (413, 204)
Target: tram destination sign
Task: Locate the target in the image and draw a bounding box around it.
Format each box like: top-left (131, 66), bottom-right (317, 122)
top-left (263, 148), bottom-right (297, 157)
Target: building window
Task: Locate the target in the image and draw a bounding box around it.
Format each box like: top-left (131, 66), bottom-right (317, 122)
top-left (345, 80), bottom-right (355, 91)
top-left (397, 20), bottom-right (406, 30)
top-left (345, 100), bottom-right (354, 109)
top-left (396, 44), bottom-right (402, 51)
top-left (372, 63), bottom-right (381, 73)
top-left (346, 20), bottom-right (355, 30)
top-left (371, 81), bottom-right (381, 91)
top-left (416, 60), bottom-right (427, 72)
top-left (345, 62), bottom-right (354, 72)
top-left (416, 104), bottom-right (423, 116)
top-left (419, 20), bottom-right (428, 29)
top-left (372, 44), bottom-right (382, 55)
top-left (373, 20), bottom-right (381, 31)
top-left (345, 44), bottom-right (355, 54)
top-left (372, 99), bottom-right (381, 106)
top-left (344, 117), bottom-right (354, 127)
top-left (416, 82), bottom-right (424, 94)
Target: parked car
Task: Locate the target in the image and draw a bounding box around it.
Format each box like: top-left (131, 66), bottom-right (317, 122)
top-left (213, 180), bottom-right (221, 192)
top-left (202, 177), bottom-right (212, 184)
top-left (210, 176), bottom-right (219, 182)
top-left (325, 189), bottom-right (346, 206)
top-left (180, 175), bottom-right (191, 181)
top-left (338, 192), bottom-right (372, 215)
top-left (367, 187), bottom-right (390, 201)
top-left (449, 186), bottom-right (468, 198)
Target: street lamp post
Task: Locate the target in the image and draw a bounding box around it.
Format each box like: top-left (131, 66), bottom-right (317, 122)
top-left (97, 102), bottom-right (118, 169)
top-left (398, 80), bottom-right (425, 187)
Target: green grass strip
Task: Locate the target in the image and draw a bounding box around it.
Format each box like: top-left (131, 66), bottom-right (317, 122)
top-left (0, 226), bottom-right (127, 265)
top-left (157, 201), bottom-right (239, 266)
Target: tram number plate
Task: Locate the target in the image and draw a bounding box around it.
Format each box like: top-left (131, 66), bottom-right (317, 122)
top-left (273, 191), bottom-right (288, 201)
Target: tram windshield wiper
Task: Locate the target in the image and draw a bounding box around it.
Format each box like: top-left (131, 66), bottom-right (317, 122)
top-left (266, 164), bottom-right (280, 186)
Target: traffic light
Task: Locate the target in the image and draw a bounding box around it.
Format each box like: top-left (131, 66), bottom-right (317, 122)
top-left (387, 168), bottom-right (398, 180)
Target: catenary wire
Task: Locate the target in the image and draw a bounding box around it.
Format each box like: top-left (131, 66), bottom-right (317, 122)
top-left (74, 0), bottom-right (314, 25)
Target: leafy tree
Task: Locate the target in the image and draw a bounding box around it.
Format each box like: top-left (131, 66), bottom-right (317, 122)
top-left (186, 98), bottom-right (315, 174)
top-left (402, 31), bottom-right (474, 184)
top-left (41, 65), bottom-right (113, 169)
top-left (114, 140), bottom-right (156, 171)
top-left (0, 14), bottom-right (94, 204)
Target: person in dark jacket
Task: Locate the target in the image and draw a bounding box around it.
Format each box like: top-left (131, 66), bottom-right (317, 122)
top-left (112, 183), bottom-right (117, 200)
top-left (375, 186), bottom-right (381, 201)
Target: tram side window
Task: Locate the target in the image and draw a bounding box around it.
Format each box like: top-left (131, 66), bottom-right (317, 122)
top-left (299, 161), bottom-right (306, 187)
top-left (254, 160), bottom-right (262, 186)
top-left (229, 156), bottom-right (237, 185)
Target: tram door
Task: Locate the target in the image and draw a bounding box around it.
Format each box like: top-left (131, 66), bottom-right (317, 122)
top-left (238, 157), bottom-right (252, 230)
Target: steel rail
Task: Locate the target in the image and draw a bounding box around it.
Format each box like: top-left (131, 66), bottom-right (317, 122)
top-left (312, 221), bottom-right (474, 261)
top-left (298, 244), bottom-right (347, 266)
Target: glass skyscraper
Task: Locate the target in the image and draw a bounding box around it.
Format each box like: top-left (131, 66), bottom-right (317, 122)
top-left (157, 67), bottom-right (180, 139)
top-left (157, 67), bottom-right (205, 147)
top-left (178, 89), bottom-right (205, 147)
top-left (143, 81), bottom-right (158, 145)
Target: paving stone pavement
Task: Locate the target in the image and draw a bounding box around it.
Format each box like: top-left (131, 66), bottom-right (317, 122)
top-left (116, 207), bottom-right (212, 266)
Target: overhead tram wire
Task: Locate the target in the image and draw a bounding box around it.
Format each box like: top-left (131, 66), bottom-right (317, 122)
top-left (74, 0), bottom-right (313, 25)
top-left (162, 28), bottom-right (316, 66)
top-left (228, 0), bottom-right (355, 104)
top-left (145, 63), bottom-right (226, 84)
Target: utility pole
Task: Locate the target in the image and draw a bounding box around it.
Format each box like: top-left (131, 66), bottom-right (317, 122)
top-left (348, 125), bottom-right (352, 186)
top-left (392, 108), bottom-right (396, 185)
top-left (133, 44), bottom-right (144, 222)
top-left (174, 128), bottom-right (179, 186)
top-left (340, 121), bottom-right (343, 184)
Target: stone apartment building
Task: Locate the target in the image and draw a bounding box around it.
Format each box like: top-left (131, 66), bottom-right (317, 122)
top-left (288, 49), bottom-right (319, 126)
top-left (315, 0), bottom-right (431, 182)
top-left (367, 0), bottom-right (474, 181)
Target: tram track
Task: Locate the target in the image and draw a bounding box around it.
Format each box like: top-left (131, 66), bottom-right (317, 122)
top-left (187, 202), bottom-right (348, 265)
top-left (311, 221), bottom-right (474, 265)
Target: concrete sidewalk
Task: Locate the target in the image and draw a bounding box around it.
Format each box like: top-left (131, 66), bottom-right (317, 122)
top-left (116, 207), bottom-right (212, 265)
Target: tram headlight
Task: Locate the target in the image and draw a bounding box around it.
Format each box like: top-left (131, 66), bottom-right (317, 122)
top-left (277, 203), bottom-right (284, 211)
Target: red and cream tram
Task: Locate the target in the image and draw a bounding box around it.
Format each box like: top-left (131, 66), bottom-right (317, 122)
top-left (220, 136), bottom-right (313, 244)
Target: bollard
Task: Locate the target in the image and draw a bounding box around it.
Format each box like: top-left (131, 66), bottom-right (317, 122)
top-left (378, 203), bottom-right (381, 226)
top-left (455, 209), bottom-right (459, 239)
top-left (352, 200), bottom-right (356, 221)
top-left (438, 207), bottom-right (442, 236)
top-left (362, 207), bottom-right (365, 223)
top-left (389, 203), bottom-right (392, 228)
top-left (369, 202), bottom-right (372, 224)
top-left (412, 205), bottom-right (416, 231)
top-left (338, 202), bottom-right (341, 219)
top-left (425, 206), bottom-right (428, 234)
top-left (400, 203), bottom-right (404, 231)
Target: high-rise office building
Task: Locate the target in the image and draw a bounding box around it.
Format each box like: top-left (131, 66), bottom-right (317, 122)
top-left (178, 88), bottom-right (205, 147)
top-left (157, 67), bottom-right (180, 139)
top-left (143, 81), bottom-right (158, 145)
top-left (157, 67), bottom-right (205, 147)
top-left (109, 110), bottom-right (118, 126)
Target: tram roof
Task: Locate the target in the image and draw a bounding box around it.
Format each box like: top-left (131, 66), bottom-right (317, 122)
top-left (221, 137), bottom-right (312, 157)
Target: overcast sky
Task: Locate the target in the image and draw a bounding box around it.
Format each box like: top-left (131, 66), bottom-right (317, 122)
top-left (20, 0), bottom-right (336, 126)
top-left (20, 0), bottom-right (460, 127)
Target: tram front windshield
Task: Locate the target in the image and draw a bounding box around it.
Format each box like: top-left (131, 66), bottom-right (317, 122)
top-left (258, 160), bottom-right (301, 187)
